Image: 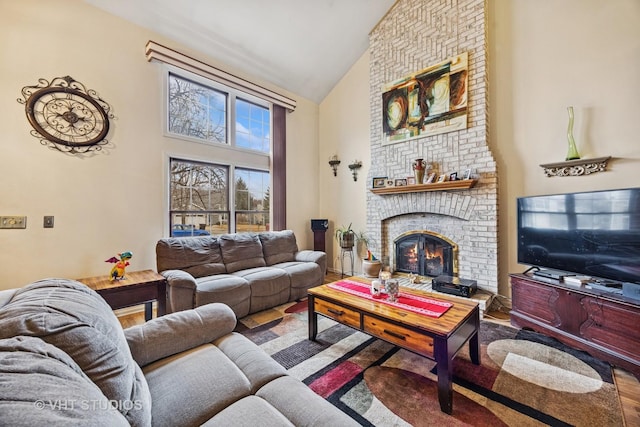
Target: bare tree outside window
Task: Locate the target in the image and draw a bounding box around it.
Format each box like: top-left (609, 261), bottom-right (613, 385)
top-left (170, 159), bottom-right (229, 236)
top-left (168, 74), bottom-right (226, 144)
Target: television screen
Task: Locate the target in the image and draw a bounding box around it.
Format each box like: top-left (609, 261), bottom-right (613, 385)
top-left (517, 187), bottom-right (640, 284)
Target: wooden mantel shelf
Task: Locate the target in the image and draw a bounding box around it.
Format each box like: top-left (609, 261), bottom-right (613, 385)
top-left (370, 179), bottom-right (477, 195)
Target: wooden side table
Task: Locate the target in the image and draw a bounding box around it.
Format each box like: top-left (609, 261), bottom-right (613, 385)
top-left (77, 269), bottom-right (167, 321)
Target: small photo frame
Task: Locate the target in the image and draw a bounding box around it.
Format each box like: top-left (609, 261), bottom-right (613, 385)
top-left (463, 168), bottom-right (472, 180)
top-left (372, 177), bottom-right (387, 188)
top-left (425, 172), bottom-right (436, 184)
top-left (436, 174), bottom-right (447, 183)
top-left (385, 179), bottom-right (395, 187)
top-left (449, 172), bottom-right (458, 181)
top-left (395, 178), bottom-right (408, 187)
top-left (406, 176), bottom-right (416, 185)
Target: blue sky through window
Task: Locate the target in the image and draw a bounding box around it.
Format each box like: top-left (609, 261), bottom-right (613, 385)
top-left (236, 99), bottom-right (270, 152)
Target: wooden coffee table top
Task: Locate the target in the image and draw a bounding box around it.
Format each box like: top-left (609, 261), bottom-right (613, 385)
top-left (308, 276), bottom-right (478, 337)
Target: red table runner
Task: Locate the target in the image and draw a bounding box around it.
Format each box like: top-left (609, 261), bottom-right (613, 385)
top-left (327, 279), bottom-right (453, 318)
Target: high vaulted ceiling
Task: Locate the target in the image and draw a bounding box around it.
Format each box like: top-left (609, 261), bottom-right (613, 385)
top-left (85, 0), bottom-right (396, 103)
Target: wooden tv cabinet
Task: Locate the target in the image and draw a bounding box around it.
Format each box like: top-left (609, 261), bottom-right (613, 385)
top-left (510, 273), bottom-right (640, 379)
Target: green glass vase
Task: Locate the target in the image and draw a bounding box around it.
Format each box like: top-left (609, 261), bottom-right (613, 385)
top-left (566, 106), bottom-right (580, 160)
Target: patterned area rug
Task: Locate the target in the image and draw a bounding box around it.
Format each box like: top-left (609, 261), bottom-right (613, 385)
top-left (236, 300), bottom-right (623, 426)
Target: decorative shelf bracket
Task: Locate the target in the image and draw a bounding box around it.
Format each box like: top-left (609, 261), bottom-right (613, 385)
top-left (539, 156), bottom-right (611, 177)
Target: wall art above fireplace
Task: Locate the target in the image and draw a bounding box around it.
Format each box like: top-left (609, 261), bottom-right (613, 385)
top-left (382, 52), bottom-right (468, 145)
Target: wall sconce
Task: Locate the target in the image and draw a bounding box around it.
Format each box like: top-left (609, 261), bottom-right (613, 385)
top-left (328, 155), bottom-right (341, 176)
top-left (348, 160), bottom-right (362, 181)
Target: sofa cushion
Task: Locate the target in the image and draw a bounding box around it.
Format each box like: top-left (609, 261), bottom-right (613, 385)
top-left (0, 336), bottom-right (130, 426)
top-left (157, 236), bottom-right (226, 277)
top-left (200, 396), bottom-right (294, 426)
top-left (259, 230), bottom-right (298, 265)
top-left (0, 279), bottom-right (151, 427)
top-left (195, 275), bottom-right (251, 318)
top-left (232, 267), bottom-right (290, 313)
top-left (213, 332), bottom-right (288, 393)
top-left (143, 344), bottom-right (253, 427)
top-left (219, 233), bottom-right (266, 273)
top-left (271, 261), bottom-right (323, 290)
top-left (257, 376), bottom-right (361, 426)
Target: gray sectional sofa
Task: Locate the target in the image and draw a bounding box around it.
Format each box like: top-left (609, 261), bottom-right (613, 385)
top-left (156, 230), bottom-right (326, 317)
top-left (0, 279), bottom-right (358, 426)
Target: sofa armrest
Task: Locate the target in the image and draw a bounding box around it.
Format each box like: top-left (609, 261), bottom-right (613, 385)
top-left (161, 269), bottom-right (198, 313)
top-left (161, 269), bottom-right (196, 289)
top-left (295, 250), bottom-right (327, 275)
top-left (0, 289), bottom-right (17, 309)
top-left (124, 303), bottom-right (236, 367)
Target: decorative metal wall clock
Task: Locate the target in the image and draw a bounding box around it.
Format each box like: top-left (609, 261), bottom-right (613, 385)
top-left (17, 76), bottom-right (114, 154)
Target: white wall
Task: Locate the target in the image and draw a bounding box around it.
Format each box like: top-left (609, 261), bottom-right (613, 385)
top-left (318, 52), bottom-right (371, 274)
top-left (0, 0), bottom-right (319, 289)
top-left (491, 0), bottom-right (640, 295)
top-left (321, 0), bottom-right (640, 295)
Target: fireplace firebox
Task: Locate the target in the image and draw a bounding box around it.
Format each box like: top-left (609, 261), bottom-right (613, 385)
top-left (394, 231), bottom-right (457, 277)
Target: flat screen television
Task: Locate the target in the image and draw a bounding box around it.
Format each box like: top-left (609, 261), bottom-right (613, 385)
top-left (517, 187), bottom-right (640, 284)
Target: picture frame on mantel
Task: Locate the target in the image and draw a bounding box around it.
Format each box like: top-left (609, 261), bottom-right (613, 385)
top-left (382, 52), bottom-right (469, 145)
top-left (372, 177), bottom-right (387, 189)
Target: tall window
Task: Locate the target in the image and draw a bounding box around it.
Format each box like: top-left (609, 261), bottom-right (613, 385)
top-left (235, 168), bottom-right (270, 232)
top-left (166, 70), bottom-right (273, 236)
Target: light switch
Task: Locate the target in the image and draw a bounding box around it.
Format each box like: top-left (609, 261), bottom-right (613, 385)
top-left (44, 216), bottom-right (54, 228)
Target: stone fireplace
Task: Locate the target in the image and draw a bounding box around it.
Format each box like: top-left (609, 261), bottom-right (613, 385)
top-left (366, 0), bottom-right (498, 295)
top-left (394, 231), bottom-right (457, 277)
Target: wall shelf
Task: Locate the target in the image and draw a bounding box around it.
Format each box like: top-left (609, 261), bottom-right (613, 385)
top-left (539, 156), bottom-right (611, 177)
top-left (370, 179), bottom-right (477, 195)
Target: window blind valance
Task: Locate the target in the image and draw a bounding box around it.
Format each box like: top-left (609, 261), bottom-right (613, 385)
top-left (145, 40), bottom-right (297, 112)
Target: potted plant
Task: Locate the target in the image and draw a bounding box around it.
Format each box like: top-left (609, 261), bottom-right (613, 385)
top-left (362, 251), bottom-right (382, 278)
top-left (355, 231), bottom-right (371, 259)
top-left (335, 223), bottom-right (355, 249)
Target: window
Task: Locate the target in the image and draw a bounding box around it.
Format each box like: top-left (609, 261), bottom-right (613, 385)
top-left (166, 70), bottom-right (274, 236)
top-left (169, 159), bottom-right (229, 236)
top-left (168, 73), bottom-right (227, 144)
top-left (236, 99), bottom-right (270, 153)
top-left (167, 73), bottom-right (271, 154)
top-left (235, 168), bottom-right (270, 232)
top-left (149, 42), bottom-right (289, 235)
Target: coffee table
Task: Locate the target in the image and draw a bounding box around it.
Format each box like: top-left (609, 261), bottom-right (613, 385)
top-left (77, 269), bottom-right (167, 321)
top-left (307, 276), bottom-right (480, 414)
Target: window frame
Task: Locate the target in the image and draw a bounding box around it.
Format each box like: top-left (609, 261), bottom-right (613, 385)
top-left (163, 65), bottom-right (274, 236)
top-left (163, 64), bottom-right (272, 154)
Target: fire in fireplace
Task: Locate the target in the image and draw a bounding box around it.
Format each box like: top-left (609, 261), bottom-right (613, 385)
top-left (394, 231), bottom-right (457, 277)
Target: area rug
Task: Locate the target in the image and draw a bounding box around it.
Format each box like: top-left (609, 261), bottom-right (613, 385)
top-left (236, 300), bottom-right (623, 426)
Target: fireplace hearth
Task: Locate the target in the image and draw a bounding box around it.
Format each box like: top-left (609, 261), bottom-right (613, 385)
top-left (394, 231), bottom-right (457, 277)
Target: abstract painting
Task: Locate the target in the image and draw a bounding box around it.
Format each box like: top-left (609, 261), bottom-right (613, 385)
top-left (382, 52), bottom-right (468, 144)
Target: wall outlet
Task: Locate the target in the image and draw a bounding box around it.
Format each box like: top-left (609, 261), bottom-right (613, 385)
top-left (0, 216), bottom-right (27, 229)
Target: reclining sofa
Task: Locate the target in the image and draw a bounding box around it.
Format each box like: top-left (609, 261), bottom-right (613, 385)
top-left (156, 230), bottom-right (326, 317)
top-left (0, 279), bottom-right (358, 426)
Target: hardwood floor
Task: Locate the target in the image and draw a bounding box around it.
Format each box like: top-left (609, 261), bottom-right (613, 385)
top-left (117, 271), bottom-right (640, 426)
